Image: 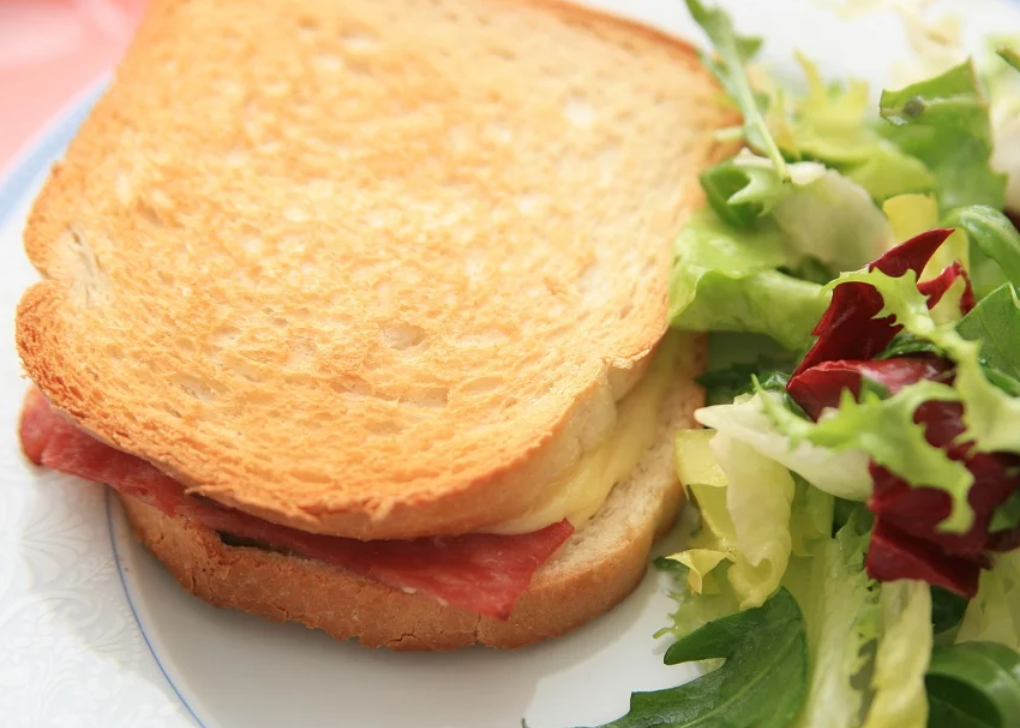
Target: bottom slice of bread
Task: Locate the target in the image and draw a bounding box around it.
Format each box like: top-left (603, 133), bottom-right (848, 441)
top-left (120, 336), bottom-right (704, 651)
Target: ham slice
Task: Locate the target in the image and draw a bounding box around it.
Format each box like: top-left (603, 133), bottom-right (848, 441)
top-left (19, 389), bottom-right (574, 619)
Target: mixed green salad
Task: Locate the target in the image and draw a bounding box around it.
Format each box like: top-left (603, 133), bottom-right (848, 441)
top-left (578, 1), bottom-right (1020, 726)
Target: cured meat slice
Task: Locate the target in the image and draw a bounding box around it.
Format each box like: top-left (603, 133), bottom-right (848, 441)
top-left (20, 390), bottom-right (574, 619)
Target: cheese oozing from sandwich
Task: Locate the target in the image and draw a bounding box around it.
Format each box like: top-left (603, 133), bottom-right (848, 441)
top-left (484, 333), bottom-right (679, 535)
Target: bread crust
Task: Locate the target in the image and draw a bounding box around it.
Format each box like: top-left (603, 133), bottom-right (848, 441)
top-left (18, 0), bottom-right (731, 540)
top-left (117, 334), bottom-right (704, 650)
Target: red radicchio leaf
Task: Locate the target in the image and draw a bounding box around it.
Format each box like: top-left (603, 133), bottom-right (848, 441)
top-left (781, 227), bottom-right (1015, 594)
top-left (793, 228), bottom-right (955, 377)
top-left (787, 356), bottom-right (951, 420)
top-left (917, 260), bottom-right (976, 315)
top-left (867, 518), bottom-right (983, 597)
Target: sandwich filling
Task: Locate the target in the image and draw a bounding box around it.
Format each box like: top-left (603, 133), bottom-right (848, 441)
top-left (18, 339), bottom-right (677, 620)
top-left (486, 333), bottom-right (680, 534)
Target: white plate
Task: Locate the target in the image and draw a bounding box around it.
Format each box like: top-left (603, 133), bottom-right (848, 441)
top-left (2, 2), bottom-right (1019, 726)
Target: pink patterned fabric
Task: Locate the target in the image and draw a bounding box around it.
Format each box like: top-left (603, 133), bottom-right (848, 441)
top-left (0, 0), bottom-right (147, 171)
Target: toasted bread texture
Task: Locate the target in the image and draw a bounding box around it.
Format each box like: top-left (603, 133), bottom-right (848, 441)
top-left (119, 335), bottom-right (702, 650)
top-left (18, 0), bottom-right (729, 539)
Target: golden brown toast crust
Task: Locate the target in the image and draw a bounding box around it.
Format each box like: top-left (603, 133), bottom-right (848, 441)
top-left (117, 335), bottom-right (702, 650)
top-left (18, 0), bottom-right (729, 539)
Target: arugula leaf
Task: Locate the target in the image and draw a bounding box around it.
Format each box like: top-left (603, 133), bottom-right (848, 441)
top-left (926, 642), bottom-right (1020, 728)
top-left (685, 0), bottom-right (788, 179)
top-left (696, 360), bottom-right (790, 406)
top-left (880, 61), bottom-right (1006, 212)
top-left (944, 205), bottom-right (1020, 297)
top-left (931, 586), bottom-right (970, 643)
top-left (578, 589), bottom-right (807, 728)
top-left (991, 490), bottom-right (1020, 533)
top-left (878, 332), bottom-right (944, 359)
top-left (957, 283), bottom-right (1020, 381)
top-left (668, 210), bottom-right (828, 349)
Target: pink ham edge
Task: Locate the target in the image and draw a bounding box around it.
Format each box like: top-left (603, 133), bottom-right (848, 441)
top-left (19, 389), bottom-right (574, 620)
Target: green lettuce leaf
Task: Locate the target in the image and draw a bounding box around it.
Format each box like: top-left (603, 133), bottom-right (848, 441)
top-left (685, 0), bottom-right (787, 179)
top-left (881, 62), bottom-right (993, 145)
top-left (926, 641), bottom-right (1020, 728)
top-left (997, 47), bottom-right (1020, 74)
top-left (771, 169), bottom-right (893, 274)
top-left (668, 210), bottom-right (828, 349)
top-left (771, 54), bottom-right (936, 202)
top-left (788, 475), bottom-right (836, 558)
top-left (700, 149), bottom-right (892, 276)
top-left (785, 514), bottom-right (880, 728)
top-left (880, 61), bottom-right (1007, 211)
top-left (578, 589), bottom-right (808, 728)
top-left (958, 550), bottom-right (1020, 650)
top-left (695, 392), bottom-right (873, 502)
top-left (713, 432), bottom-right (796, 609)
top-left (670, 425), bottom-right (796, 611)
top-left (699, 152), bottom-right (796, 227)
top-left (858, 580), bottom-right (933, 728)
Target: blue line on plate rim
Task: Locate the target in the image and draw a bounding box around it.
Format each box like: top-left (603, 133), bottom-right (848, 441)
top-left (0, 83), bottom-right (206, 728)
top-left (106, 491), bottom-right (209, 728)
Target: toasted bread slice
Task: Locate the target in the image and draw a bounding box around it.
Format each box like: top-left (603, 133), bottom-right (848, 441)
top-left (118, 334), bottom-right (703, 650)
top-left (17, 0), bottom-right (729, 539)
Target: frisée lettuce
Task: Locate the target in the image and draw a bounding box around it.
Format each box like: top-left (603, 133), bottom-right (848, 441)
top-left (557, 3), bottom-right (1020, 728)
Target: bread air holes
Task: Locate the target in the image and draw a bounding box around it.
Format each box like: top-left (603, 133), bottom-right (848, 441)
top-left (211, 326), bottom-right (241, 349)
top-left (454, 329), bottom-right (510, 348)
top-left (563, 94), bottom-right (595, 130)
top-left (459, 376), bottom-right (503, 397)
top-left (379, 322), bottom-right (427, 350)
top-left (366, 419), bottom-right (404, 436)
top-left (341, 28), bottom-right (377, 52)
top-left (577, 259), bottom-right (608, 307)
top-left (241, 235), bottom-right (263, 255)
top-left (175, 374), bottom-right (216, 403)
top-left (297, 17), bottom-right (320, 40)
top-left (313, 52), bottom-right (344, 73)
top-left (404, 386), bottom-right (449, 409)
top-left (287, 338), bottom-right (318, 368)
top-left (223, 354), bottom-right (263, 383)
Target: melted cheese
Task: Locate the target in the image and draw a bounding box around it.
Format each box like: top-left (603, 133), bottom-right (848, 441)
top-left (484, 333), bottom-right (680, 535)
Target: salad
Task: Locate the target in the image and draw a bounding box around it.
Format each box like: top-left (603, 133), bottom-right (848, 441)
top-left (564, 1), bottom-right (1020, 726)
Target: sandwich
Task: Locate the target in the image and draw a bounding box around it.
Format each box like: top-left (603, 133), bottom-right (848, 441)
top-left (15, 0), bottom-right (731, 650)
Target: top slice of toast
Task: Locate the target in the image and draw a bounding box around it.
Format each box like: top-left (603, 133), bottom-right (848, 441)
top-left (17, 0), bottom-right (730, 539)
